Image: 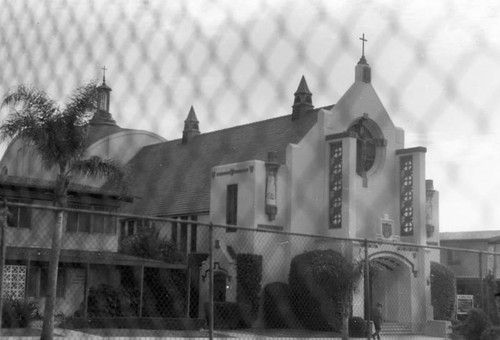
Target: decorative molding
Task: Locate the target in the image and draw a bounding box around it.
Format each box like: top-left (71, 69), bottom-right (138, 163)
top-left (257, 224), bottom-right (284, 231)
top-left (396, 147), bottom-right (427, 155)
top-left (325, 131), bottom-right (357, 141)
top-left (212, 167), bottom-right (252, 178)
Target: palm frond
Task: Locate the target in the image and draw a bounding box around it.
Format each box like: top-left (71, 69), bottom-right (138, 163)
top-left (69, 156), bottom-right (127, 182)
top-left (0, 83), bottom-right (96, 169)
top-left (63, 81), bottom-right (98, 126)
top-left (1, 85), bottom-right (58, 118)
top-left (0, 85), bottom-right (58, 141)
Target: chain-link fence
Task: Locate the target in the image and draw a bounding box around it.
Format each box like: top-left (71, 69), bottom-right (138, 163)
top-left (0, 202), bottom-right (498, 339)
top-left (2, 1), bottom-right (500, 339)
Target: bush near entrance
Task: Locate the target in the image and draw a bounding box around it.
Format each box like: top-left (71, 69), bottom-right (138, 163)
top-left (236, 254), bottom-right (262, 322)
top-left (430, 261), bottom-right (456, 320)
top-left (289, 249), bottom-right (360, 332)
top-left (262, 282), bottom-right (297, 328)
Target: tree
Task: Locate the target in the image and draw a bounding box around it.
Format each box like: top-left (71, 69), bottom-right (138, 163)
top-left (0, 83), bottom-right (125, 340)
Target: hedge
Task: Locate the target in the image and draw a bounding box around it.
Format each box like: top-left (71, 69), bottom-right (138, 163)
top-left (430, 261), bottom-right (456, 320)
top-left (236, 253), bottom-right (262, 321)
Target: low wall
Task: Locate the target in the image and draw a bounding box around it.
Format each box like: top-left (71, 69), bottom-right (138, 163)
top-left (60, 317), bottom-right (206, 330)
top-left (424, 320), bottom-right (452, 338)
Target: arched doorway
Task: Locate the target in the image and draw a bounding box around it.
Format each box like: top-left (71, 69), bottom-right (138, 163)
top-left (214, 271), bottom-right (228, 302)
top-left (370, 253), bottom-right (414, 324)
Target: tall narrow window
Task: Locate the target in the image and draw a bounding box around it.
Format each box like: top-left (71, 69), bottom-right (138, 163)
top-left (329, 142), bottom-right (343, 229)
top-left (400, 156), bottom-right (414, 236)
top-left (190, 216), bottom-right (198, 253)
top-left (180, 216), bottom-right (188, 254)
top-left (226, 184), bottom-right (238, 229)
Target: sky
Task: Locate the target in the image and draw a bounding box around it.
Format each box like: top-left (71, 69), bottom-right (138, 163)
top-left (1, 0), bottom-right (500, 232)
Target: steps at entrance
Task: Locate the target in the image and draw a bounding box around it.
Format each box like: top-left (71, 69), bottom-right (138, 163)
top-left (381, 322), bottom-right (413, 335)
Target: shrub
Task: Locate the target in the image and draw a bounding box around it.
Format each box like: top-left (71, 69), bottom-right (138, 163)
top-left (120, 227), bottom-right (184, 263)
top-left (2, 298), bottom-right (38, 328)
top-left (481, 326), bottom-right (500, 340)
top-left (86, 284), bottom-right (139, 317)
top-left (236, 254), bottom-right (262, 321)
top-left (204, 302), bottom-right (252, 329)
top-left (430, 261), bottom-right (457, 320)
top-left (263, 282), bottom-right (297, 328)
top-left (457, 309), bottom-right (492, 340)
top-left (349, 316), bottom-right (368, 338)
top-left (289, 249), bottom-right (360, 331)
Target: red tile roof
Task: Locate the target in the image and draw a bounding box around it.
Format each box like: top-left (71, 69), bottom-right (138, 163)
top-left (123, 109), bottom-right (327, 216)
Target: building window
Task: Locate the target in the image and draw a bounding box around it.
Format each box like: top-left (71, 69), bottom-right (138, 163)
top-left (67, 205), bottom-right (116, 234)
top-left (190, 216), bottom-right (198, 253)
top-left (329, 142), bottom-right (343, 229)
top-left (226, 184), bottom-right (238, 231)
top-left (7, 200), bottom-right (32, 228)
top-left (171, 216), bottom-right (198, 253)
top-left (400, 155), bottom-right (414, 236)
top-left (180, 216), bottom-right (188, 254)
top-left (447, 250), bottom-right (461, 265)
top-left (120, 219), bottom-right (136, 237)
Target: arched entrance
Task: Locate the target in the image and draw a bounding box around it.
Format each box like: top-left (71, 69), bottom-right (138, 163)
top-left (214, 271), bottom-right (228, 302)
top-left (369, 252), bottom-right (415, 324)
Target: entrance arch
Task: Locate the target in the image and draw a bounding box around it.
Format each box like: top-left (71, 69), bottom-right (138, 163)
top-left (369, 252), bottom-right (414, 324)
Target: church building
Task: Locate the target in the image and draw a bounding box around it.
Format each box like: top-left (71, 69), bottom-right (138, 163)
top-left (124, 49), bottom-right (441, 332)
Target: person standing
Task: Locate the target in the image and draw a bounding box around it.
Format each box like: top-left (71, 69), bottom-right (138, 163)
top-left (372, 303), bottom-right (383, 340)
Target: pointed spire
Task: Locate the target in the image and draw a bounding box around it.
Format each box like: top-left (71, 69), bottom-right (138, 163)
top-left (91, 66), bottom-right (116, 126)
top-left (292, 76), bottom-right (314, 120)
top-left (182, 106), bottom-right (200, 143)
top-left (355, 34), bottom-right (371, 83)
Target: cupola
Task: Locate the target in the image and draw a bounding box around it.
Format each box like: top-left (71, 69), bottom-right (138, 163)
top-left (91, 66), bottom-right (117, 126)
top-left (292, 75), bottom-right (314, 120)
top-left (182, 106), bottom-right (200, 143)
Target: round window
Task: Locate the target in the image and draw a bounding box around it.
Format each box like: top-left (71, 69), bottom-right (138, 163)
top-left (348, 117), bottom-right (384, 177)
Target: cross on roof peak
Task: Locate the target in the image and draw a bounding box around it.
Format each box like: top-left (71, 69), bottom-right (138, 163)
top-left (101, 65), bottom-right (107, 84)
top-left (359, 33), bottom-right (367, 57)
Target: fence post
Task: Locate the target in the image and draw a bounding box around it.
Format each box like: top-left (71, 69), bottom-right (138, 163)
top-left (0, 199), bottom-right (8, 332)
top-left (364, 239), bottom-right (371, 340)
top-left (479, 251), bottom-right (484, 309)
top-left (208, 223), bottom-right (214, 340)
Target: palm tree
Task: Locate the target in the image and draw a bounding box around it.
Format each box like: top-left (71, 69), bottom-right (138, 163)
top-left (0, 82), bottom-right (126, 340)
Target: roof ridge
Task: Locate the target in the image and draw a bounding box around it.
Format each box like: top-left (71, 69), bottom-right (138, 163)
top-left (139, 105), bottom-right (334, 151)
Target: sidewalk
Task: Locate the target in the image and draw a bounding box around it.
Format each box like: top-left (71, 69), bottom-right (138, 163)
top-left (0, 328), bottom-right (450, 340)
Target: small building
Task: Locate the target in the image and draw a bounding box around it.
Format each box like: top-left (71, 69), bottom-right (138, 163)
top-left (440, 230), bottom-right (500, 314)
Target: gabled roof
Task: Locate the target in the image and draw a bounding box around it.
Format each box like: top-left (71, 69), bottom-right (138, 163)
top-left (123, 109), bottom-right (327, 216)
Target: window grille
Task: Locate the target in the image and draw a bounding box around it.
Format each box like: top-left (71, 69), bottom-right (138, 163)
top-left (329, 142), bottom-right (343, 229)
top-left (400, 155), bottom-right (414, 236)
